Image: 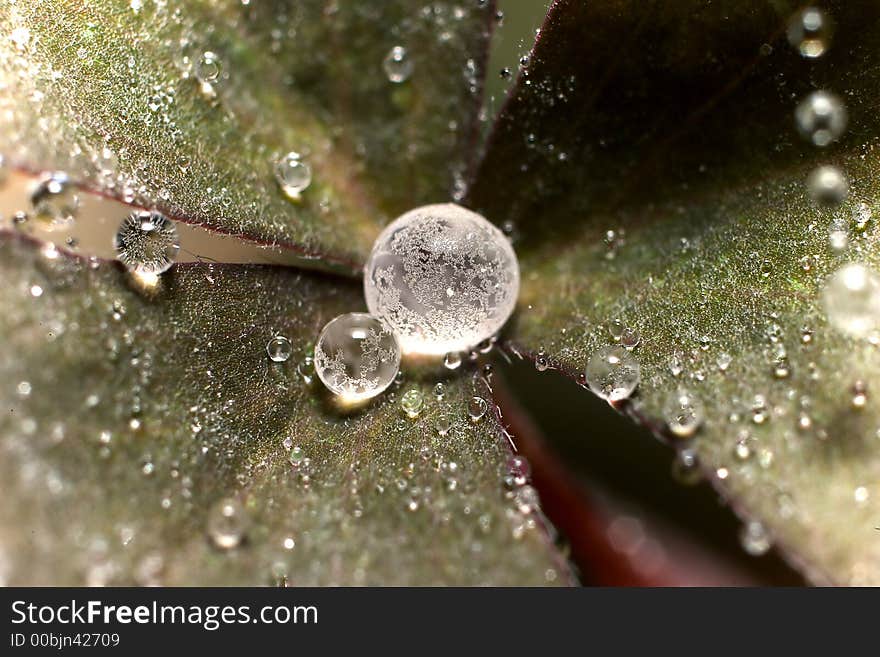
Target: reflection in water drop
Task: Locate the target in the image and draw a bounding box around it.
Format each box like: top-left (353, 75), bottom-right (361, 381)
top-left (207, 498), bottom-right (247, 550)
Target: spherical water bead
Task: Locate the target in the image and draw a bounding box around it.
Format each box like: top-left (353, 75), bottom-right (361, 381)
top-left (114, 210), bottom-right (180, 275)
top-left (401, 389), bottom-right (424, 418)
top-left (207, 497), bottom-right (247, 550)
top-left (795, 91), bottom-right (847, 147)
top-left (739, 520), bottom-right (772, 556)
top-left (364, 204), bottom-right (520, 355)
top-left (274, 152), bottom-right (312, 199)
top-left (195, 51), bottom-right (222, 96)
top-left (663, 388), bottom-right (704, 438)
top-left (467, 396), bottom-right (488, 422)
top-left (787, 7), bottom-right (833, 58)
top-left (31, 172), bottom-right (79, 228)
top-left (807, 165), bottom-right (848, 207)
top-left (822, 263), bottom-right (880, 338)
top-left (266, 335), bottom-right (292, 362)
top-left (585, 346), bottom-right (640, 402)
top-left (444, 352), bottom-right (463, 370)
top-left (383, 45), bottom-right (413, 83)
top-left (313, 313), bottom-right (401, 402)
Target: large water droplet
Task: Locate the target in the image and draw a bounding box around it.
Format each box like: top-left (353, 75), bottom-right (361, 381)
top-left (364, 204), bottom-right (519, 355)
top-left (795, 90), bottom-right (847, 147)
top-left (822, 263), bottom-right (880, 338)
top-left (585, 346), bottom-right (640, 401)
top-left (114, 210), bottom-right (179, 276)
top-left (383, 45), bottom-right (413, 83)
top-left (274, 152), bottom-right (312, 199)
top-left (314, 313), bottom-right (401, 402)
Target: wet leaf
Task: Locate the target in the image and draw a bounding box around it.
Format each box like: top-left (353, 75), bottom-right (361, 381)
top-left (467, 0), bottom-right (880, 584)
top-left (0, 1), bottom-right (492, 272)
top-left (0, 233), bottom-right (568, 585)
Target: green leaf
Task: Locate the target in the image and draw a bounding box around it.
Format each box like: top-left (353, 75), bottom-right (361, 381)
top-left (0, 1), bottom-right (492, 272)
top-left (0, 233), bottom-right (569, 585)
top-left (467, 0), bottom-right (880, 584)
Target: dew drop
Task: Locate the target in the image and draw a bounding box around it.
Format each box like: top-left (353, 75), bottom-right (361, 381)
top-left (401, 389), bottom-right (424, 418)
top-left (266, 335), bottom-right (292, 362)
top-left (822, 263), bottom-right (880, 338)
top-left (851, 380), bottom-right (868, 409)
top-left (433, 382), bottom-right (446, 399)
top-left (716, 352), bottom-right (732, 372)
top-left (467, 396), bottom-right (488, 422)
top-left (435, 415), bottom-right (452, 436)
top-left (671, 448), bottom-right (702, 486)
top-left (207, 498), bottom-right (247, 550)
top-left (313, 313), bottom-right (401, 402)
top-left (31, 172), bottom-right (79, 229)
top-left (787, 7), bottom-right (833, 58)
top-left (607, 318), bottom-right (624, 341)
top-left (364, 204), bottom-right (519, 355)
top-left (739, 520), bottom-right (772, 556)
top-left (795, 90), bottom-right (847, 147)
top-left (288, 445), bottom-right (305, 465)
top-left (534, 350), bottom-right (549, 371)
top-left (114, 210), bottom-right (180, 276)
top-left (620, 327), bottom-right (640, 350)
top-left (274, 152), bottom-right (312, 199)
top-left (383, 45), bottom-right (413, 83)
top-left (807, 165), bottom-right (848, 206)
top-left (444, 351), bottom-right (463, 370)
top-left (585, 346), bottom-right (640, 402)
top-left (195, 51), bottom-right (221, 84)
top-left (663, 388), bottom-right (704, 438)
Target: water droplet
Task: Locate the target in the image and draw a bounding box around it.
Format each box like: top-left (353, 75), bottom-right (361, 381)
top-left (364, 204), bottom-right (519, 355)
top-left (716, 352), bottom-right (732, 371)
top-left (829, 216), bottom-right (849, 251)
top-left (668, 351), bottom-right (684, 377)
top-left (739, 521), bottom-right (772, 556)
top-left (433, 382), bottom-right (446, 399)
top-left (114, 210), bottom-right (180, 276)
top-left (663, 388), bottom-right (704, 438)
top-left (207, 498), bottom-right (247, 550)
top-left (585, 346), bottom-right (640, 402)
top-left (288, 445), bottom-right (305, 465)
top-left (787, 7), bottom-right (833, 58)
top-left (266, 335), bottom-right (292, 362)
top-left (313, 313), bottom-right (401, 402)
top-left (807, 165), bottom-right (848, 206)
top-left (795, 90), bottom-right (847, 147)
top-left (607, 319), bottom-right (624, 341)
top-left (853, 203), bottom-right (872, 232)
top-left (383, 45), bottom-right (413, 83)
top-left (401, 389), bottom-right (424, 418)
top-left (274, 152), bottom-right (312, 199)
top-left (671, 448), bottom-right (702, 485)
top-left (467, 396), bottom-right (488, 422)
top-left (851, 380), bottom-right (868, 409)
top-left (443, 351), bottom-right (463, 370)
top-left (31, 172), bottom-right (79, 228)
top-left (435, 415), bottom-right (452, 436)
top-left (514, 485), bottom-right (539, 514)
top-left (508, 454), bottom-right (531, 486)
top-left (534, 350), bottom-right (549, 371)
top-left (195, 51), bottom-right (221, 84)
top-left (822, 263), bottom-right (880, 338)
top-left (620, 326), bottom-right (640, 350)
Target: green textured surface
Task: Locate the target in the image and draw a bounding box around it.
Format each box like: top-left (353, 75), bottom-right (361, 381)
top-left (467, 0), bottom-right (880, 584)
top-left (0, 0), bottom-right (492, 272)
top-left (0, 232), bottom-right (568, 585)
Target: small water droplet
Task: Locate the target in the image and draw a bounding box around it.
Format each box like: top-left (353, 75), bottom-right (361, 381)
top-left (663, 388), bottom-right (704, 438)
top-left (716, 352), bottom-right (732, 371)
top-left (671, 448), bottom-right (702, 485)
top-left (739, 521), bottom-right (772, 556)
top-left (621, 327), bottom-right (640, 350)
top-left (467, 396), bottom-right (488, 422)
top-left (787, 7), bottom-right (833, 58)
top-left (383, 45), bottom-right (413, 83)
top-left (807, 165), bottom-right (848, 206)
top-left (274, 151), bottom-right (312, 199)
top-left (207, 497), bottom-right (247, 550)
top-left (433, 382), bottom-right (446, 399)
top-left (266, 335), bottom-right (292, 362)
top-left (444, 351), bottom-right (463, 370)
top-left (534, 350), bottom-right (549, 371)
top-left (401, 389), bottom-right (424, 418)
top-left (585, 346), bottom-right (640, 402)
top-left (31, 172), bottom-right (79, 229)
top-left (435, 415), bottom-right (452, 436)
top-left (851, 380), bottom-right (868, 409)
top-left (607, 319), bottom-right (624, 341)
top-left (288, 445), bottom-right (305, 465)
